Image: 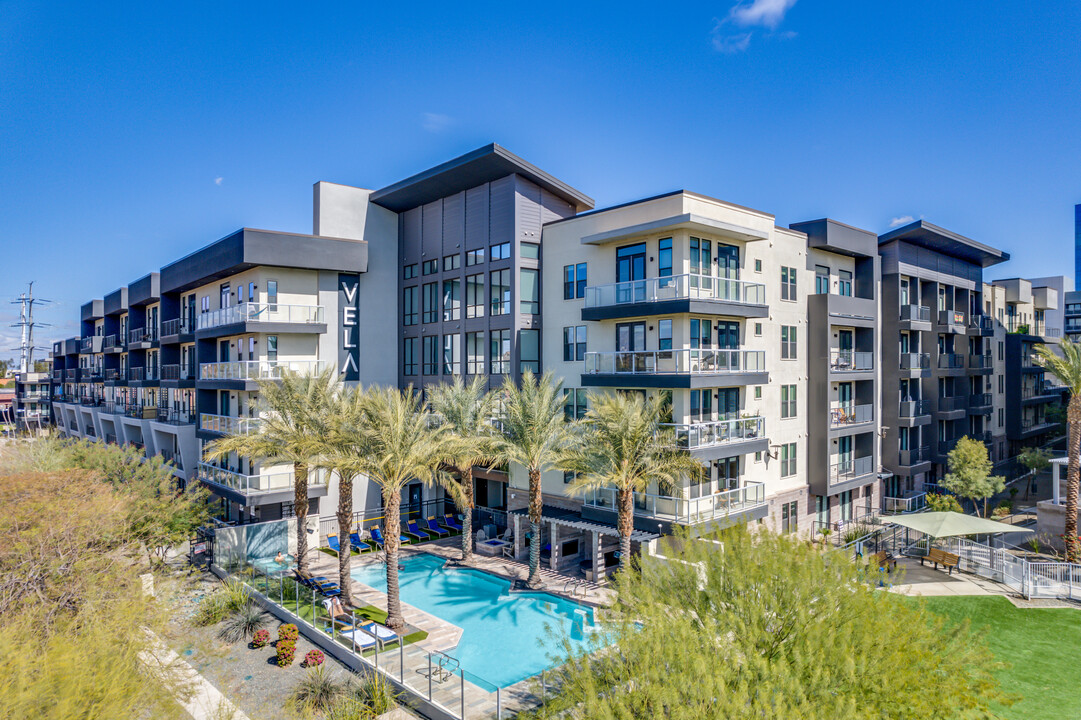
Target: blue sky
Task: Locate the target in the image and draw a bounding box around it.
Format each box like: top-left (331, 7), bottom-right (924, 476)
top-left (2, 0), bottom-right (1080, 349)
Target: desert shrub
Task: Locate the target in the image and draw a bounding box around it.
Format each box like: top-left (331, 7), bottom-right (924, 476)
top-left (344, 672), bottom-right (398, 715)
top-left (276, 639), bottom-right (297, 667)
top-left (325, 696), bottom-right (372, 720)
top-left (304, 649), bottom-right (325, 667)
top-left (251, 629), bottom-right (270, 648)
top-left (290, 664), bottom-right (341, 711)
top-left (278, 623), bottom-right (299, 642)
top-left (218, 602), bottom-right (269, 643)
top-left (194, 582), bottom-right (250, 626)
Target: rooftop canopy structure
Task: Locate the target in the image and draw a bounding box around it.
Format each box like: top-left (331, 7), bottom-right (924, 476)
top-left (887, 511), bottom-right (1033, 538)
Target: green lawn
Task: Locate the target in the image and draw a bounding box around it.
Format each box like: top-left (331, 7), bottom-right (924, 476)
top-left (917, 596), bottom-right (1081, 720)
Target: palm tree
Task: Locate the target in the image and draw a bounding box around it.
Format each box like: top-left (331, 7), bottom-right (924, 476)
top-left (496, 370), bottom-right (575, 588)
top-left (343, 386), bottom-right (461, 630)
top-left (1034, 339), bottom-right (1081, 562)
top-left (204, 367), bottom-right (337, 575)
top-left (427, 376), bottom-right (500, 564)
top-left (321, 385), bottom-right (369, 604)
top-left (564, 392), bottom-right (701, 570)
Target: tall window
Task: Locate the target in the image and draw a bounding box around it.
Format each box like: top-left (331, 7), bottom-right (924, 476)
top-left (402, 287), bottom-right (418, 326)
top-left (403, 264), bottom-right (417, 279)
top-left (780, 442), bottom-right (797, 477)
top-left (781, 266), bottom-right (797, 301)
top-left (781, 384), bottom-right (797, 418)
top-left (658, 238), bottom-right (673, 278)
top-left (443, 279), bottom-right (461, 321)
top-left (815, 265), bottom-right (829, 294)
top-left (490, 270), bottom-right (510, 316)
top-left (422, 336), bottom-right (439, 375)
top-left (838, 270), bottom-right (853, 297)
top-left (781, 326), bottom-right (797, 359)
top-left (466, 274), bottom-right (484, 318)
top-left (267, 280), bottom-right (278, 309)
top-left (422, 282), bottom-right (438, 323)
top-left (403, 338), bottom-right (417, 376)
top-left (466, 248), bottom-right (485, 266)
top-left (466, 332), bottom-right (484, 374)
top-left (690, 237), bottom-right (711, 277)
top-left (658, 319), bottom-right (673, 351)
top-left (520, 269), bottom-right (539, 315)
top-left (520, 329), bottom-right (539, 373)
top-left (443, 334), bottom-right (460, 375)
top-left (780, 501), bottom-right (798, 534)
top-left (563, 326), bottom-right (587, 362)
top-left (564, 388), bottom-right (587, 421)
top-left (564, 263), bottom-right (587, 299)
top-left (490, 330), bottom-right (510, 374)
top-left (423, 259), bottom-right (438, 275)
top-left (266, 336), bottom-right (278, 362)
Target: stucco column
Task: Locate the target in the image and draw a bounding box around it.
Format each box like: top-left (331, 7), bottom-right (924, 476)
top-left (549, 522), bottom-right (559, 570)
top-left (1054, 461), bottom-right (1062, 505)
top-left (513, 513), bottom-right (523, 559)
top-left (591, 531), bottom-right (601, 581)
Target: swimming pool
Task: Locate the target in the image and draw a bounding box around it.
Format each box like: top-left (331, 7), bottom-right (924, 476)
top-left (351, 553), bottom-right (595, 688)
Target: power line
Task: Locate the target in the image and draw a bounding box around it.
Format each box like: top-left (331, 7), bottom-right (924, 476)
top-left (10, 282), bottom-right (52, 373)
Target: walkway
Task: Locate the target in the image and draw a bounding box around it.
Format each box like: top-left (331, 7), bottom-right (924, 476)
top-left (887, 557), bottom-right (1006, 597)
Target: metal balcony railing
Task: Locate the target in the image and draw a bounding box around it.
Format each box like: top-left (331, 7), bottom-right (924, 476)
top-left (200, 413), bottom-right (260, 435)
top-left (899, 305), bottom-right (930, 322)
top-left (160, 408), bottom-right (194, 425)
top-left (52, 370), bottom-right (62, 381)
top-left (938, 353), bottom-right (965, 369)
top-left (898, 446), bottom-right (931, 466)
top-left (128, 327), bottom-right (158, 344)
top-left (127, 366), bottom-right (159, 382)
top-left (970, 315), bottom-right (994, 333)
top-left (938, 309), bottom-right (966, 328)
top-left (938, 438), bottom-right (961, 456)
top-left (199, 360), bottom-right (328, 382)
top-left (583, 481), bottom-right (766, 525)
top-left (829, 403), bottom-right (873, 426)
top-left (161, 363), bottom-right (195, 381)
top-left (583, 274), bottom-right (766, 309)
top-left (196, 303), bottom-right (325, 331)
top-left (125, 405), bottom-right (158, 420)
top-left (583, 349), bottom-right (765, 375)
top-left (968, 393), bottom-right (993, 408)
top-left (198, 463), bottom-right (326, 495)
top-left (161, 318), bottom-right (194, 336)
top-left (829, 455), bottom-right (874, 482)
top-left (829, 351), bottom-right (873, 372)
top-left (80, 337), bottom-right (92, 353)
top-left (103, 334), bottom-right (120, 351)
top-left (65, 369), bottom-right (77, 380)
top-left (883, 492), bottom-right (927, 514)
top-left (661, 416), bottom-right (765, 450)
top-left (899, 399), bottom-right (929, 417)
top-left (969, 354), bottom-right (993, 369)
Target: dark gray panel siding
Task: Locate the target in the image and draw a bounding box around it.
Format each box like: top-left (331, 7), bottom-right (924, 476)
top-left (465, 184), bottom-right (490, 250)
top-left (442, 192), bottom-right (464, 254)
top-left (489, 176), bottom-right (514, 243)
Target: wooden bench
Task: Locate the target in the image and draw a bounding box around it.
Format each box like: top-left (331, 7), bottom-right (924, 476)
top-left (920, 548), bottom-right (960, 575)
top-left (873, 550), bottom-right (897, 571)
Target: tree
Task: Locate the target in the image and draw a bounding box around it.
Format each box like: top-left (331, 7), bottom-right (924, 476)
top-left (342, 386), bottom-right (460, 630)
top-left (1034, 338), bottom-right (1081, 562)
top-left (0, 358), bottom-right (10, 377)
top-left (205, 367), bottom-right (337, 574)
top-left (942, 436), bottom-right (1005, 517)
top-left (427, 376), bottom-right (500, 564)
top-left (563, 392), bottom-right (701, 570)
top-left (1016, 445), bottom-right (1052, 501)
top-left (320, 385), bottom-right (367, 604)
top-left (925, 492), bottom-right (964, 513)
top-left (496, 370), bottom-right (575, 588)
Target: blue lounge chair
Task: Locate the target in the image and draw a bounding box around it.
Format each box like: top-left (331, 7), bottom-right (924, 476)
top-left (406, 520), bottom-right (434, 541)
top-left (368, 527), bottom-right (386, 549)
top-left (295, 570), bottom-right (341, 597)
top-left (426, 517), bottom-right (450, 537)
top-left (326, 534), bottom-right (342, 555)
top-left (350, 532), bottom-right (371, 553)
top-left (443, 513), bottom-right (464, 532)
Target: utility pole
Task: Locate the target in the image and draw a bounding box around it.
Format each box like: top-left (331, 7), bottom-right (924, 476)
top-left (10, 282), bottom-right (51, 374)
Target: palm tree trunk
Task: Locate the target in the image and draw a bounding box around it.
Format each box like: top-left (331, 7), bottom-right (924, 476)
top-left (294, 462), bottom-right (309, 574)
top-left (527, 467), bottom-right (543, 588)
top-left (617, 488), bottom-right (633, 571)
top-left (1066, 397), bottom-right (1081, 563)
top-left (384, 488), bottom-right (405, 630)
top-left (337, 470), bottom-right (354, 605)
top-left (461, 466), bottom-right (474, 563)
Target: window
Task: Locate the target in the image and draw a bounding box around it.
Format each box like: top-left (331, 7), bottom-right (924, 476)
top-left (442, 279), bottom-right (461, 321)
top-left (781, 266), bottom-right (797, 301)
top-left (422, 336), bottom-right (439, 375)
top-left (575, 263), bottom-right (586, 298)
top-left (466, 274), bottom-right (484, 318)
top-left (520, 329), bottom-right (539, 373)
top-left (780, 501), bottom-right (798, 534)
top-left (998, 408), bottom-right (1004, 427)
top-left (658, 238), bottom-right (673, 278)
top-left (780, 442), bottom-right (797, 477)
top-left (815, 265), bottom-right (829, 294)
top-left (267, 280), bottom-right (278, 308)
top-left (422, 259), bottom-right (438, 275)
top-left (754, 386), bottom-right (762, 399)
top-left (998, 341), bottom-right (1004, 361)
top-left (754, 259), bottom-right (762, 273)
top-left (564, 388), bottom-right (587, 421)
top-left (781, 326), bottom-right (797, 359)
top-left (248, 337), bottom-right (256, 361)
top-left (838, 270), bottom-right (853, 297)
top-left (781, 384), bottom-right (797, 418)
top-left (998, 374), bottom-right (1004, 394)
top-left (563, 326), bottom-right (587, 362)
top-left (490, 270), bottom-right (510, 316)
top-left (521, 243), bottom-right (540, 260)
top-left (443, 334), bottom-right (460, 375)
top-left (201, 296), bottom-right (209, 313)
top-left (490, 242), bottom-right (511, 261)
top-left (564, 263), bottom-right (588, 300)
top-left (248, 282), bottom-right (255, 303)
top-left (466, 248), bottom-right (485, 266)
top-left (403, 338), bottom-right (417, 376)
top-left (754, 322), bottom-right (762, 336)
top-left (466, 332), bottom-right (484, 374)
top-left (220, 283), bottom-right (231, 309)
top-left (520, 269), bottom-right (540, 315)
top-left (443, 254), bottom-right (460, 271)
top-left (658, 319), bottom-right (672, 351)
top-left (403, 264), bottom-right (417, 280)
top-left (422, 283), bottom-right (438, 323)
top-left (402, 287), bottom-right (418, 326)
top-left (490, 330), bottom-right (510, 374)
top-left (267, 336), bottom-right (278, 361)
top-left (563, 265), bottom-right (575, 300)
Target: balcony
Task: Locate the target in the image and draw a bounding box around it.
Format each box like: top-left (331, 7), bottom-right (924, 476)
top-left (898, 399), bottom-right (930, 418)
top-left (125, 405), bottom-right (159, 420)
top-left (582, 349), bottom-right (767, 388)
top-left (64, 369), bottom-right (78, 381)
top-left (160, 317), bottom-right (194, 341)
top-left (970, 314), bottom-right (994, 335)
top-left (583, 480), bottom-right (767, 528)
top-left (898, 446), bottom-right (932, 467)
top-left (581, 274), bottom-right (767, 321)
top-left (103, 334), bottom-right (122, 353)
top-left (196, 303), bottom-right (327, 334)
top-left (199, 360), bottom-right (329, 385)
top-left (829, 402), bottom-right (873, 427)
top-left (936, 395), bottom-right (967, 415)
top-left (161, 362), bottom-right (197, 382)
top-left (937, 437), bottom-right (961, 457)
top-left (52, 370), bottom-right (62, 381)
top-left (1021, 417), bottom-right (1057, 436)
top-left (662, 416), bottom-right (766, 458)
top-left (159, 408), bottom-right (195, 425)
top-left (937, 353), bottom-right (965, 372)
top-left (828, 351), bottom-right (873, 373)
top-left (127, 366), bottom-right (160, 383)
top-left (200, 413), bottom-right (260, 435)
top-left (198, 462), bottom-right (327, 496)
top-left (104, 369), bottom-right (126, 385)
top-left (883, 492), bottom-right (927, 514)
top-left (969, 431), bottom-right (992, 445)
top-left (80, 336), bottom-right (103, 354)
top-left (899, 305), bottom-right (931, 325)
top-left (937, 309), bottom-right (967, 333)
top-left (1021, 384), bottom-right (1059, 403)
top-left (968, 354), bottom-right (993, 373)
top-left (829, 455), bottom-right (874, 483)
top-left (968, 393), bottom-right (993, 414)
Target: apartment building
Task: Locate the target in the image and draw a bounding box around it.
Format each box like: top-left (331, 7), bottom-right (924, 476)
top-left (12, 369), bottom-right (52, 431)
top-left (877, 221), bottom-right (1007, 502)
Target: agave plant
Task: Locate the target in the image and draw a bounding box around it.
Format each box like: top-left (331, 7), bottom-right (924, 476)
top-left (290, 664), bottom-right (342, 712)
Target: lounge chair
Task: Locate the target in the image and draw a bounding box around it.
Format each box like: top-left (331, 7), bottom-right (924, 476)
top-left (443, 513), bottom-right (464, 532)
top-left (360, 621), bottom-right (399, 646)
top-left (295, 570), bottom-right (342, 597)
top-left (326, 534), bottom-right (342, 555)
top-left (338, 627), bottom-right (378, 650)
top-left (426, 517), bottom-right (450, 537)
top-left (350, 532), bottom-right (372, 553)
top-left (370, 527), bottom-right (410, 548)
top-left (406, 520), bottom-right (434, 541)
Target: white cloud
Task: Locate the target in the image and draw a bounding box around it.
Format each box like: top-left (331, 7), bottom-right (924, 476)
top-left (421, 113), bottom-right (453, 133)
top-left (713, 0), bottom-right (798, 53)
top-left (712, 31), bottom-right (752, 54)
top-left (889, 215), bottom-right (916, 228)
top-left (214, 177), bottom-right (223, 186)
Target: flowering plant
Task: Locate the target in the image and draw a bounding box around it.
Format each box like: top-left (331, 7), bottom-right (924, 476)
top-left (251, 629), bottom-right (270, 648)
top-left (303, 649), bottom-right (325, 667)
top-left (278, 623), bottom-right (298, 642)
top-left (276, 639), bottom-right (296, 667)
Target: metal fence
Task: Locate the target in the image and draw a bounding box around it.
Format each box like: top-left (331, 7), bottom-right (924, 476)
top-left (944, 537), bottom-right (1080, 600)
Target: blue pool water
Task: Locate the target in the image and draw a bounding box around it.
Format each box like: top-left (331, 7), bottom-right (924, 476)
top-left (351, 554), bottom-right (595, 688)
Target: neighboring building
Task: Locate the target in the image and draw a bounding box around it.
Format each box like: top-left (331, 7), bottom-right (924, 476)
top-left (1066, 290), bottom-right (1081, 342)
top-left (1075, 203), bottom-right (1081, 287)
top-left (876, 221), bottom-right (1007, 502)
top-left (12, 369), bottom-right (52, 431)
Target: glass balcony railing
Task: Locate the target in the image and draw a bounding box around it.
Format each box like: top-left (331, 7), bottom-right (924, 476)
top-left (199, 360), bottom-right (328, 382)
top-left (196, 303), bottom-right (325, 331)
top-left (829, 402), bottom-right (873, 426)
top-left (198, 463), bottom-right (326, 495)
top-left (829, 455), bottom-right (874, 482)
top-left (200, 413), bottom-right (260, 435)
top-left (583, 274), bottom-right (766, 309)
top-left (583, 481), bottom-right (766, 525)
top-left (899, 305), bottom-right (930, 322)
top-left (938, 309), bottom-right (966, 328)
top-left (968, 354), bottom-right (993, 369)
top-left (661, 416), bottom-right (765, 450)
top-left (828, 351), bottom-right (873, 372)
top-left (583, 349), bottom-right (765, 375)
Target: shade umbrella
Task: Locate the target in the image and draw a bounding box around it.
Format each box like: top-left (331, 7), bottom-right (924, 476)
top-left (886, 511), bottom-right (1033, 538)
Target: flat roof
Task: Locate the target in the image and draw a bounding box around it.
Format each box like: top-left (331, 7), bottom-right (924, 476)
top-left (370, 143), bottom-right (594, 213)
top-left (878, 219), bottom-right (1009, 267)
